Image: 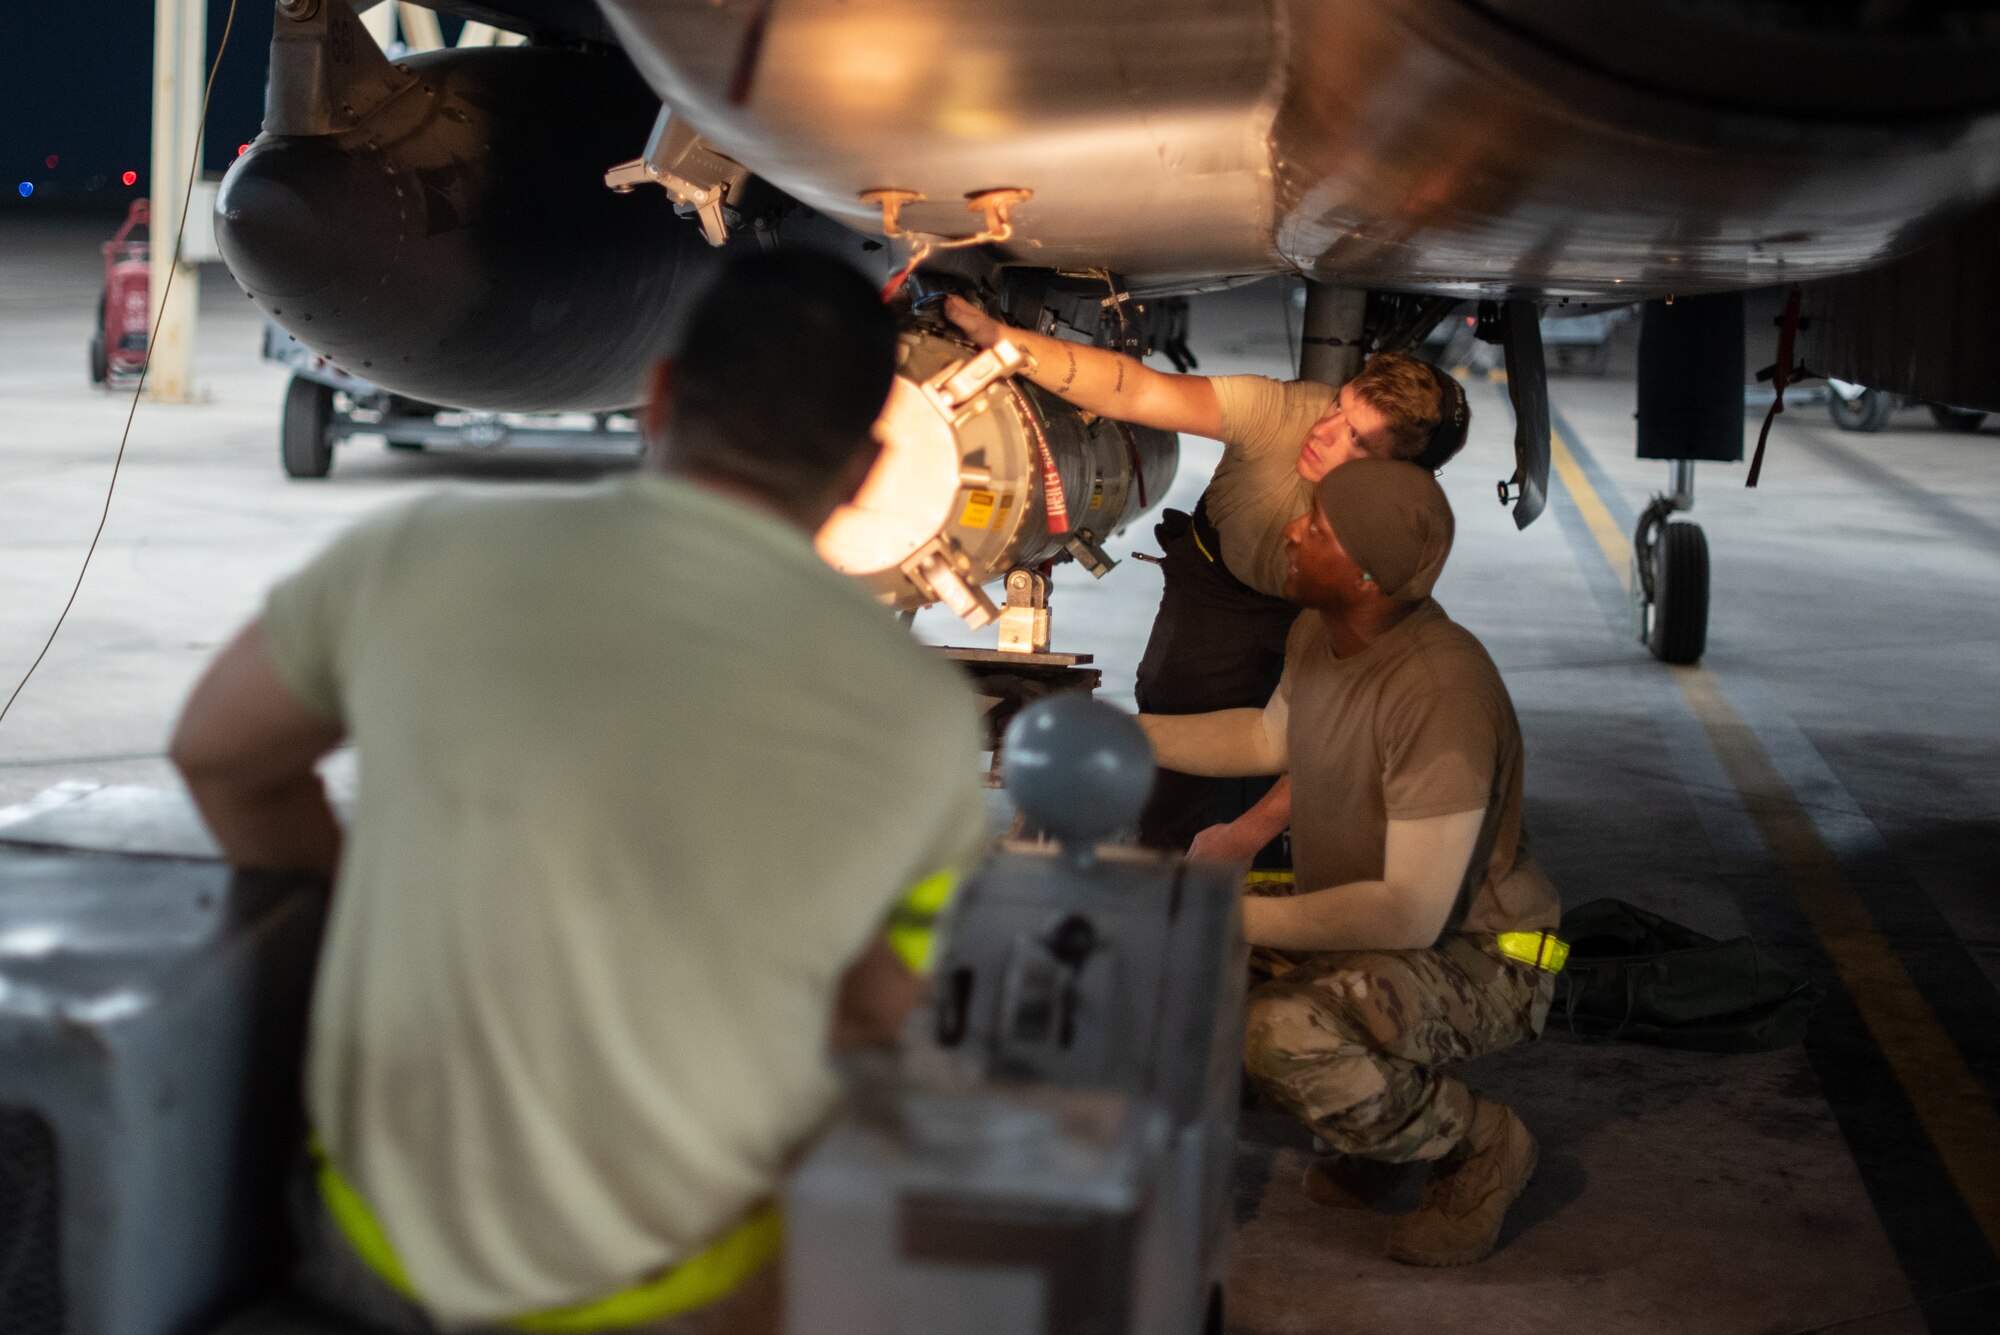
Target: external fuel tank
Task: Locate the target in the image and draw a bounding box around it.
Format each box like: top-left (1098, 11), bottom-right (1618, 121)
top-left (214, 0), bottom-right (712, 411)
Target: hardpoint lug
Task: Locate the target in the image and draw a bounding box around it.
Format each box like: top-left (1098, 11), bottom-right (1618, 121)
top-left (1063, 528), bottom-right (1117, 578)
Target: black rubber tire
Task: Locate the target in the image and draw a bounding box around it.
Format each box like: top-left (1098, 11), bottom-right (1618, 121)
top-left (1928, 404), bottom-right (1987, 433)
top-left (90, 290), bottom-right (109, 385)
top-left (1645, 521), bottom-right (1710, 665)
top-left (1828, 388), bottom-right (1893, 432)
top-left (281, 376), bottom-right (337, 479)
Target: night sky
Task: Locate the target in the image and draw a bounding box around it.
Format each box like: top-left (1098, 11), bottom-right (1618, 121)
top-left (4, 1), bottom-right (288, 216)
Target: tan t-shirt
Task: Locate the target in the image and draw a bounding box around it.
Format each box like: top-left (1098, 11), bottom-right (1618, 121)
top-left (1204, 375), bottom-right (1335, 596)
top-left (1280, 600), bottom-right (1559, 937)
top-left (261, 475), bottom-right (986, 1323)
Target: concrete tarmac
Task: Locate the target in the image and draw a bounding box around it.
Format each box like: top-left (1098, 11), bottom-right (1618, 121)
top-left (3, 217), bottom-right (1998, 1332)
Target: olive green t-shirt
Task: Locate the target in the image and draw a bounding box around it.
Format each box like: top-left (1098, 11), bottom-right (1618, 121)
top-left (260, 475), bottom-right (986, 1323)
top-left (1280, 600), bottom-right (1560, 937)
top-left (1204, 375), bottom-right (1335, 596)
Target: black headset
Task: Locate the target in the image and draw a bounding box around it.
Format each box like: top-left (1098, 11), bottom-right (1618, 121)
top-left (1415, 361), bottom-right (1470, 472)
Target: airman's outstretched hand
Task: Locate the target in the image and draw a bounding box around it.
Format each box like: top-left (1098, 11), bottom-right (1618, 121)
top-left (943, 295), bottom-right (1006, 349)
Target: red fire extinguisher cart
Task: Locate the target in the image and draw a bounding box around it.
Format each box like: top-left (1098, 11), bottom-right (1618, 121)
top-left (90, 200), bottom-right (152, 386)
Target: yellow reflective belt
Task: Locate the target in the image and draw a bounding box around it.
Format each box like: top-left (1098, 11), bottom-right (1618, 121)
top-left (1495, 930), bottom-right (1570, 973)
top-left (309, 1138), bottom-right (781, 1333)
top-left (884, 866), bottom-right (959, 975)
top-left (508, 1206), bottom-right (781, 1334)
top-left (311, 1135), bottom-right (418, 1300)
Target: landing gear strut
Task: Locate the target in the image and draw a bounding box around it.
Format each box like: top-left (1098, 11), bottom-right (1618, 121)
top-left (1631, 459), bottom-right (1709, 665)
top-left (1633, 293), bottom-right (1739, 667)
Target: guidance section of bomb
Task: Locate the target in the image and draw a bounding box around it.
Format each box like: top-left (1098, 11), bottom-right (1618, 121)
top-left (816, 327), bottom-right (1176, 642)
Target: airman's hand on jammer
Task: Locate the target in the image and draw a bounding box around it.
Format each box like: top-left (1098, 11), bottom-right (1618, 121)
top-left (943, 295), bottom-right (1004, 349)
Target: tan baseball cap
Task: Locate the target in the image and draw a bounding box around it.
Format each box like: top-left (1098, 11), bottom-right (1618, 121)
top-left (1314, 459), bottom-right (1455, 601)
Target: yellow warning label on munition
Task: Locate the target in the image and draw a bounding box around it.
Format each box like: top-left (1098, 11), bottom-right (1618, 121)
top-left (960, 490), bottom-right (998, 529)
top-left (1090, 480), bottom-right (1104, 511)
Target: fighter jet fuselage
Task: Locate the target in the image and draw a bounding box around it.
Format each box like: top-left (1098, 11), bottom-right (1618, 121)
top-left (600, 0), bottom-right (2000, 300)
top-left (217, 0), bottom-right (2000, 418)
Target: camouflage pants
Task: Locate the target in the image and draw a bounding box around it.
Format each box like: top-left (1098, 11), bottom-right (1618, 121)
top-left (1243, 936), bottom-right (1553, 1163)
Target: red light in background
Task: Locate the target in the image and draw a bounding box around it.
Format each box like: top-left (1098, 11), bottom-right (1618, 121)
top-left (121, 170), bottom-right (137, 186)
top-left (44, 155), bottom-right (58, 169)
top-left (237, 143), bottom-right (250, 156)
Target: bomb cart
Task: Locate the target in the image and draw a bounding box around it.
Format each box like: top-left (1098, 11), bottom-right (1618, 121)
top-left (263, 321), bottom-right (643, 479)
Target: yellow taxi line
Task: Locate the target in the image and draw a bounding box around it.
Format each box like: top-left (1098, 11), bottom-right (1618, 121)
top-left (1547, 419), bottom-right (2000, 1257)
top-left (1547, 428), bottom-right (1632, 594)
top-left (1676, 671), bottom-right (2000, 1249)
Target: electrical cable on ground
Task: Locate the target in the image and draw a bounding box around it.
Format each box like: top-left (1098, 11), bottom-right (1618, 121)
top-left (0, 0), bottom-right (240, 731)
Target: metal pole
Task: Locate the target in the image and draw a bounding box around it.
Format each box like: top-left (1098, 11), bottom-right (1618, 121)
top-left (396, 2), bottom-right (445, 51)
top-left (360, 2), bottom-right (399, 49)
top-left (147, 0), bottom-right (205, 403)
top-left (1669, 458), bottom-right (1696, 510)
top-left (1298, 283), bottom-right (1366, 387)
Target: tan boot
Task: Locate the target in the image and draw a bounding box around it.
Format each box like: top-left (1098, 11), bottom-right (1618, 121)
top-left (1301, 1153), bottom-right (1411, 1210)
top-left (1385, 1097), bottom-right (1537, 1266)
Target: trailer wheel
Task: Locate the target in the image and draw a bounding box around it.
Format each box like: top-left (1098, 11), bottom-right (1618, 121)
top-left (1928, 404), bottom-right (1987, 433)
top-left (89, 290), bottom-right (109, 385)
top-left (382, 396), bottom-right (431, 449)
top-left (1828, 388), bottom-right (1892, 432)
top-left (281, 376), bottom-right (337, 479)
top-left (1644, 521), bottom-right (1710, 665)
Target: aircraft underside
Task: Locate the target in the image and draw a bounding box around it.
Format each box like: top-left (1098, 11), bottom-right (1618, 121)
top-left (218, 0), bottom-right (2000, 402)
top-left (211, 0), bottom-right (2000, 655)
top-left (595, 0), bottom-right (2000, 299)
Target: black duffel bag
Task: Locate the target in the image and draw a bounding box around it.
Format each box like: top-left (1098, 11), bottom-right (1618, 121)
top-left (1554, 898), bottom-right (1821, 1052)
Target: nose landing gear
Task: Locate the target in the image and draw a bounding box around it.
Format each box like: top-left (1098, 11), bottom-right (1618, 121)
top-left (1631, 460), bottom-right (1709, 665)
top-left (1633, 293), bottom-right (1739, 667)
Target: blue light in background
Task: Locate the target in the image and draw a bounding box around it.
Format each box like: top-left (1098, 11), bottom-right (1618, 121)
top-left (16, 182), bottom-right (32, 198)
